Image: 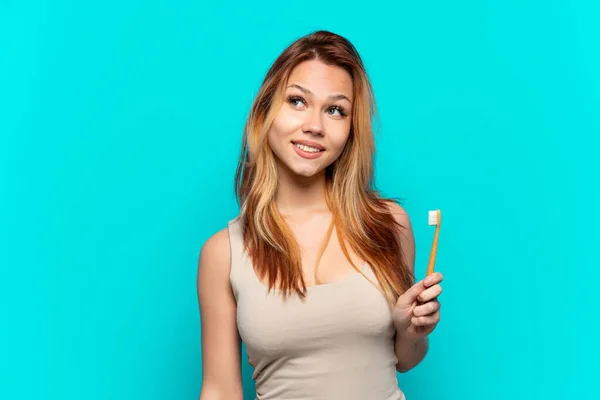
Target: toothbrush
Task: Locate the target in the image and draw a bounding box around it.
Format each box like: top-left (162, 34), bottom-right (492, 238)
top-left (426, 209), bottom-right (441, 276)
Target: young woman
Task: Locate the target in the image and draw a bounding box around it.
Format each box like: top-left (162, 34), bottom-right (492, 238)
top-left (197, 30), bottom-right (444, 400)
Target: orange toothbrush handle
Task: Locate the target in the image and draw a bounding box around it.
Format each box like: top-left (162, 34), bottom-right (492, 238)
top-left (426, 224), bottom-right (440, 276)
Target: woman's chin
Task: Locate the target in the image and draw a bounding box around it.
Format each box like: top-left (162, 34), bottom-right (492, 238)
top-left (288, 163), bottom-right (323, 179)
top-left (274, 154), bottom-right (327, 180)
top-left (292, 168), bottom-right (317, 177)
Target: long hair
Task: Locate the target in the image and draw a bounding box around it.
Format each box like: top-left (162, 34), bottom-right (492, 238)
top-left (234, 30), bottom-right (414, 305)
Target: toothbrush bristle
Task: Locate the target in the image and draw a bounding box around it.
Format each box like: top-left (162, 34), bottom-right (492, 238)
top-left (428, 210), bottom-right (439, 226)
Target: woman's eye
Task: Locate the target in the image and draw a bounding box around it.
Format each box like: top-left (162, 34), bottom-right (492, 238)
top-left (287, 95), bottom-right (347, 118)
top-left (327, 106), bottom-right (347, 117)
top-left (287, 96), bottom-right (305, 108)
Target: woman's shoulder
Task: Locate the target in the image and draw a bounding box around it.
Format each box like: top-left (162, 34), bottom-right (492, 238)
top-left (382, 199), bottom-right (412, 228)
top-left (197, 223), bottom-right (232, 282)
top-left (200, 216), bottom-right (242, 256)
top-left (381, 199), bottom-right (416, 269)
top-left (202, 226), bottom-right (230, 256)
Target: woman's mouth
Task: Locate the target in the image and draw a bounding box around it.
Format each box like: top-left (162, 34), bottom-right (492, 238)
top-left (291, 141), bottom-right (325, 159)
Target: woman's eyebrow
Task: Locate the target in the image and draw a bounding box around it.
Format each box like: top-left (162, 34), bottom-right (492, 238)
top-left (286, 84), bottom-right (352, 103)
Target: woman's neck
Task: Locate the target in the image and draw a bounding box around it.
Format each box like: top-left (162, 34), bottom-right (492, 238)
top-left (274, 166), bottom-right (330, 218)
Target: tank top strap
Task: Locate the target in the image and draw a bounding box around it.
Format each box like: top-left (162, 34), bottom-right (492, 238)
top-left (227, 215), bottom-right (245, 264)
top-left (227, 215), bottom-right (253, 301)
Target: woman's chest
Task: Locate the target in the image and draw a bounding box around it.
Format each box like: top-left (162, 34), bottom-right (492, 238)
top-left (236, 276), bottom-right (395, 357)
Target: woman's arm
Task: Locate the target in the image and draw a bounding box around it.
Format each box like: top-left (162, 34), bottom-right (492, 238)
top-left (197, 228), bottom-right (244, 400)
top-left (394, 333), bottom-right (428, 373)
top-left (386, 202), bottom-right (429, 372)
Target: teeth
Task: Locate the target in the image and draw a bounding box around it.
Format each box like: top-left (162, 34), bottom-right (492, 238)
top-left (294, 143), bottom-right (321, 153)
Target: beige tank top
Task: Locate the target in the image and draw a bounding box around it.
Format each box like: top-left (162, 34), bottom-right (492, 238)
top-left (228, 216), bottom-right (406, 400)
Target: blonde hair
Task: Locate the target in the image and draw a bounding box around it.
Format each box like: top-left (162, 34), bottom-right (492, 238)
top-left (234, 30), bottom-right (414, 305)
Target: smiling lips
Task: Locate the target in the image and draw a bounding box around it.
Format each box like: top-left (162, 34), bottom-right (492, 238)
top-left (291, 140), bottom-right (325, 159)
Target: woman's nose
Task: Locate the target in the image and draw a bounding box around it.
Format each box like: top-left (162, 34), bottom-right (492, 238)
top-left (301, 110), bottom-right (324, 136)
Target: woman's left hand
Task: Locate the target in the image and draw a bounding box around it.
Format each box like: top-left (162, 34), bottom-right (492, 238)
top-left (392, 272), bottom-right (443, 340)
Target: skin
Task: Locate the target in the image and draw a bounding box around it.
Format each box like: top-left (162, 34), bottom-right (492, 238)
top-left (197, 59), bottom-right (443, 399)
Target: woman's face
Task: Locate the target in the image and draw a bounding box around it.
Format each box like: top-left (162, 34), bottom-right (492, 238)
top-left (267, 59), bottom-right (353, 178)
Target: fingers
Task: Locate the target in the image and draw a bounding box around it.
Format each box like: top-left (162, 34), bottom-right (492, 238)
top-left (411, 309), bottom-right (440, 326)
top-left (424, 272), bottom-right (443, 287)
top-left (417, 283), bottom-right (442, 303)
top-left (397, 279), bottom-right (426, 305)
top-left (413, 299), bottom-right (440, 317)
top-left (409, 272), bottom-right (443, 328)
top-left (396, 271), bottom-right (443, 307)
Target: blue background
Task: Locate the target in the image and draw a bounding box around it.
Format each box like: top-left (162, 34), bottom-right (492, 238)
top-left (2, 1), bottom-right (598, 398)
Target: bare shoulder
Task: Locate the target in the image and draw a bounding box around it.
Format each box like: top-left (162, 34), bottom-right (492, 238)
top-left (198, 227), bottom-right (231, 273)
top-left (384, 200), bottom-right (413, 233)
top-left (383, 200), bottom-right (416, 268)
top-left (197, 226), bottom-right (232, 294)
